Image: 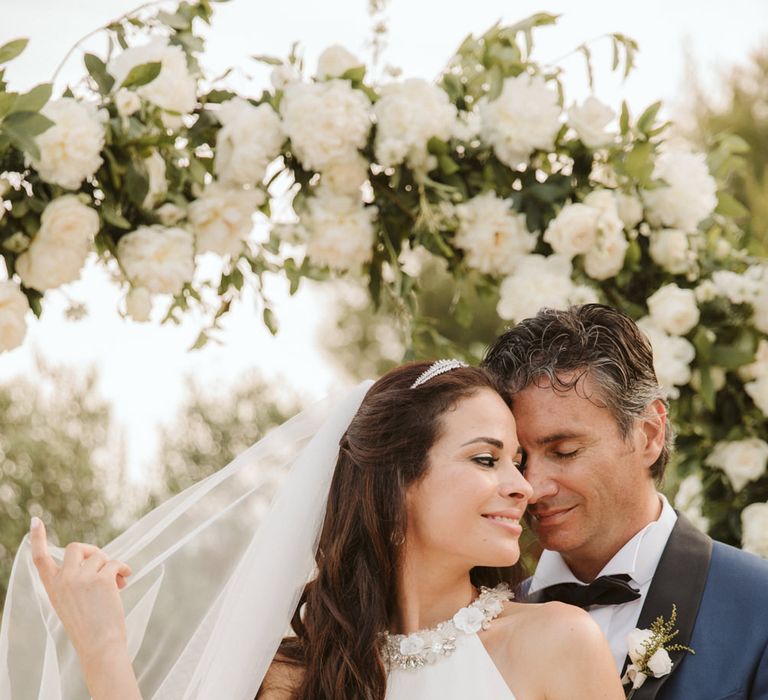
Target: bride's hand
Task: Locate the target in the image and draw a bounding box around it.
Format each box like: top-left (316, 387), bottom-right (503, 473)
top-left (29, 516), bottom-right (132, 662)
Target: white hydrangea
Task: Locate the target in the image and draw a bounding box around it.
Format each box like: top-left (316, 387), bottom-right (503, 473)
top-left (32, 98), bottom-right (106, 189)
top-left (281, 80), bottom-right (372, 172)
top-left (454, 192), bottom-right (536, 275)
top-left (543, 203), bottom-right (599, 257)
top-left (638, 317), bottom-right (696, 399)
top-left (16, 195), bottom-right (99, 291)
top-left (480, 74), bottom-right (561, 168)
top-left (214, 98), bottom-right (285, 187)
top-left (615, 191), bottom-right (644, 230)
top-left (0, 281), bottom-right (29, 353)
top-left (373, 78), bottom-right (457, 172)
top-left (568, 96), bottom-right (615, 149)
top-left (117, 225), bottom-right (195, 295)
top-left (108, 37), bottom-right (197, 117)
top-left (741, 502), bottom-right (768, 558)
top-left (649, 229), bottom-right (696, 275)
top-left (643, 150), bottom-right (717, 232)
top-left (647, 284), bottom-right (700, 336)
top-left (188, 183), bottom-right (262, 257)
top-left (705, 438), bottom-right (768, 493)
top-left (497, 254), bottom-right (596, 323)
top-left (316, 45), bottom-right (363, 79)
top-left (143, 150), bottom-right (167, 209)
top-left (303, 187), bottom-right (377, 271)
top-left (673, 473), bottom-right (710, 533)
top-left (125, 286), bottom-right (152, 322)
top-left (321, 154), bottom-right (369, 195)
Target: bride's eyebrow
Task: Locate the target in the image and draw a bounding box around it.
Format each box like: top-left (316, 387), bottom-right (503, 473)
top-left (461, 437), bottom-right (504, 448)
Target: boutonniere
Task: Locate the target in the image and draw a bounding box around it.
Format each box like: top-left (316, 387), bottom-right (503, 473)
top-left (622, 605), bottom-right (694, 698)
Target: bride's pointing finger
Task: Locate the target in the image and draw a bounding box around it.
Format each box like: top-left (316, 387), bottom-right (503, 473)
top-left (29, 516), bottom-right (57, 586)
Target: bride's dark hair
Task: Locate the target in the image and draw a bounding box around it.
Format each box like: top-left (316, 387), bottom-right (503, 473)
top-left (260, 361), bottom-right (525, 699)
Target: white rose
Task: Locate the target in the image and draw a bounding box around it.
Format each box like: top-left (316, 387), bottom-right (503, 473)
top-left (740, 339), bottom-right (768, 382)
top-left (321, 154), bottom-right (369, 195)
top-left (117, 225), bottom-right (195, 295)
top-left (303, 187), bottom-right (377, 271)
top-left (397, 241), bottom-right (440, 278)
top-left (374, 78), bottom-right (457, 172)
top-left (452, 606), bottom-right (485, 634)
top-left (643, 150), bottom-right (717, 232)
top-left (711, 270), bottom-right (761, 305)
top-left (281, 80), bottom-right (371, 172)
top-left (695, 279), bottom-right (718, 303)
top-left (568, 96), bottom-right (615, 148)
top-left (156, 202), bottom-right (186, 226)
top-left (270, 64), bottom-right (300, 91)
top-left (398, 634), bottom-right (425, 656)
top-left (143, 150), bottom-right (167, 209)
top-left (674, 473), bottom-right (710, 533)
top-left (583, 226), bottom-right (629, 280)
top-left (16, 195), bottom-right (99, 291)
top-left (638, 318), bottom-right (695, 399)
top-left (647, 648), bottom-right (673, 677)
top-left (627, 628), bottom-right (654, 664)
top-left (623, 664), bottom-right (649, 690)
top-left (188, 184), bottom-right (261, 257)
top-left (649, 229), bottom-right (695, 275)
top-left (125, 286), bottom-right (152, 322)
top-left (32, 98), bottom-right (105, 189)
top-left (647, 284), bottom-right (700, 336)
top-left (454, 191), bottom-right (536, 275)
top-left (741, 502), bottom-right (768, 558)
top-left (214, 99), bottom-right (285, 187)
top-left (543, 203), bottom-right (599, 257)
top-left (615, 191), bottom-right (644, 230)
top-left (115, 88), bottom-right (141, 117)
top-left (751, 272), bottom-right (768, 334)
top-left (480, 74), bottom-right (561, 168)
top-left (746, 375), bottom-right (768, 417)
top-left (0, 281), bottom-right (29, 353)
top-left (316, 45), bottom-right (363, 79)
top-left (705, 438), bottom-right (768, 492)
top-left (108, 37), bottom-right (197, 117)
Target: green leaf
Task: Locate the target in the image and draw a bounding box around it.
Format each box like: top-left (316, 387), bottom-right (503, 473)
top-left (0, 39), bottom-right (28, 65)
top-left (190, 330), bottom-right (209, 350)
top-left (427, 136), bottom-right (449, 156)
top-left (578, 44), bottom-right (594, 89)
top-left (157, 10), bottom-right (190, 30)
top-left (125, 163), bottom-right (149, 207)
top-left (438, 155), bottom-right (460, 176)
top-left (84, 53), bottom-right (115, 94)
top-left (619, 101), bottom-right (630, 135)
top-left (119, 61), bottom-right (162, 89)
top-left (263, 306), bottom-right (278, 334)
top-left (11, 83), bottom-right (52, 114)
top-left (251, 54), bottom-right (283, 66)
top-left (622, 141), bottom-right (654, 184)
top-left (0, 91), bottom-right (18, 119)
top-left (340, 65), bottom-right (366, 83)
top-left (637, 101), bottom-right (662, 133)
top-left (697, 366), bottom-right (716, 412)
top-left (188, 157), bottom-right (209, 186)
top-left (2, 111), bottom-right (55, 159)
top-left (715, 191), bottom-right (749, 218)
top-left (101, 206), bottom-right (132, 230)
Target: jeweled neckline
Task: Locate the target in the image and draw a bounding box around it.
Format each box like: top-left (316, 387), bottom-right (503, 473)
top-left (382, 583), bottom-right (513, 670)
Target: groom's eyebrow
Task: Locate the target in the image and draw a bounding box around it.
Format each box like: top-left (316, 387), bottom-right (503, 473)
top-left (534, 431), bottom-right (582, 446)
top-left (461, 437), bottom-right (504, 448)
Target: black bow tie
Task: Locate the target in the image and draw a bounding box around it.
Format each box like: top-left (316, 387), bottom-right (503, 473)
top-left (535, 573), bottom-right (641, 608)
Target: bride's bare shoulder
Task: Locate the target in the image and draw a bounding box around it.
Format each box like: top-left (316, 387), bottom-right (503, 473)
top-left (257, 656), bottom-right (303, 700)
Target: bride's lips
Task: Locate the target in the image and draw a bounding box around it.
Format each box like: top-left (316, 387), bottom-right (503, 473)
top-left (482, 510), bottom-right (523, 535)
top-left (530, 506), bottom-right (577, 527)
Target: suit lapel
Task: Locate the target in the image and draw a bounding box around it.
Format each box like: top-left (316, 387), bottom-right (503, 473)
top-left (629, 513), bottom-right (713, 700)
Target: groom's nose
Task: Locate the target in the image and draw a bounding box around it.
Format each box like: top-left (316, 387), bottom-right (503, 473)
top-left (523, 458), bottom-right (558, 504)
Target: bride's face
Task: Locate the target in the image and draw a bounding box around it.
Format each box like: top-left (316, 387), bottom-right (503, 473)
top-left (404, 388), bottom-right (532, 570)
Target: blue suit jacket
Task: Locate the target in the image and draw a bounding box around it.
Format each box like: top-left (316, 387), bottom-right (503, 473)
top-left (522, 514), bottom-right (768, 699)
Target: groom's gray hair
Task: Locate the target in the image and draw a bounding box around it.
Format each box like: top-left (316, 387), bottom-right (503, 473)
top-left (482, 303), bottom-right (673, 481)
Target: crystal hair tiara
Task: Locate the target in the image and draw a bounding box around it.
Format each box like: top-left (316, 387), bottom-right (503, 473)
top-left (410, 359), bottom-right (469, 389)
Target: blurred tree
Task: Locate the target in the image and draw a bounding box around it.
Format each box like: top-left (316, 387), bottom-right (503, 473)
top-left (0, 360), bottom-right (126, 610)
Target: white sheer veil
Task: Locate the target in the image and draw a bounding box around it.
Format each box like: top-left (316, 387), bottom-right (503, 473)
top-left (0, 380), bottom-right (373, 700)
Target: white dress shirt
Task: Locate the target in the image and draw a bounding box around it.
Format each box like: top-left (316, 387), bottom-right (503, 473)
top-left (529, 495), bottom-right (678, 671)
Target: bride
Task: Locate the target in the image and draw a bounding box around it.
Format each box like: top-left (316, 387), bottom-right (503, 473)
top-left (5, 360), bottom-right (623, 699)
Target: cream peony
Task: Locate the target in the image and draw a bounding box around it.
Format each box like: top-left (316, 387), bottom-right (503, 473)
top-left (108, 37), bottom-right (197, 117)
top-left (638, 318), bottom-right (695, 399)
top-left (16, 196), bottom-right (99, 291)
top-left (568, 96), bottom-right (615, 148)
top-left (188, 184), bottom-right (261, 257)
top-left (281, 80), bottom-right (372, 172)
top-left (32, 98), bottom-right (106, 189)
top-left (543, 203), bottom-right (599, 257)
top-left (316, 45), bottom-right (363, 79)
top-left (0, 281), bottom-right (29, 353)
top-left (643, 150), bottom-right (717, 232)
top-left (741, 502), bottom-right (768, 558)
top-left (125, 286), bottom-right (152, 322)
top-left (649, 229), bottom-right (695, 275)
top-left (705, 438), bottom-right (768, 492)
top-left (117, 225), bottom-right (194, 295)
top-left (454, 192), bottom-right (536, 275)
top-left (480, 73), bottom-right (561, 168)
top-left (373, 78), bottom-right (457, 172)
top-left (647, 284), bottom-right (700, 336)
top-left (214, 98), bottom-right (285, 187)
top-left (303, 187), bottom-right (377, 271)
top-left (143, 150), bottom-right (167, 209)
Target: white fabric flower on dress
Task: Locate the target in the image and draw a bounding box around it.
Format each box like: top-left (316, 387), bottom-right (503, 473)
top-left (741, 502), bottom-right (768, 558)
top-left (32, 98), bottom-right (106, 189)
top-left (0, 281), bottom-right (29, 353)
top-left (452, 606), bottom-right (485, 634)
top-left (398, 634), bottom-right (425, 656)
top-left (705, 438), bottom-right (768, 492)
top-left (568, 96), bottom-right (615, 149)
top-left (479, 74), bottom-right (561, 168)
top-left (647, 284), bottom-right (700, 336)
top-left (454, 192), bottom-right (536, 275)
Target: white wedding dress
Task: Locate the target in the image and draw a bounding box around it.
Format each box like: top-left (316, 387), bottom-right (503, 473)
top-left (386, 633), bottom-right (517, 699)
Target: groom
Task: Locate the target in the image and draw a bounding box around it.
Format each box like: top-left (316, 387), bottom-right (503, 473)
top-left (483, 303), bottom-right (768, 700)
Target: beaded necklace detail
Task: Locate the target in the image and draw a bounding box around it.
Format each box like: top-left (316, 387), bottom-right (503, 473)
top-left (383, 584), bottom-right (513, 670)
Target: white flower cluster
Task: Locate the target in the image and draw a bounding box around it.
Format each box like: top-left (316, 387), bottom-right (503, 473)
top-left (496, 254), bottom-right (597, 323)
top-left (637, 317), bottom-right (696, 399)
top-left (673, 474), bottom-right (710, 533)
top-left (705, 437), bottom-right (768, 492)
top-left (646, 284), bottom-right (700, 336)
top-left (214, 98), bottom-right (285, 187)
top-left (374, 78), bottom-right (458, 172)
top-left (143, 150), bottom-right (167, 209)
top-left (480, 74), bottom-right (561, 168)
top-left (0, 281), bottom-right (30, 352)
top-left (567, 96), bottom-right (615, 149)
top-left (649, 228), bottom-right (698, 276)
top-left (623, 628), bottom-right (674, 691)
top-left (32, 99), bottom-right (106, 189)
top-left (16, 196), bottom-right (99, 291)
top-left (741, 501), bottom-right (768, 558)
top-left (454, 192), bottom-right (536, 275)
top-left (740, 339), bottom-right (768, 418)
top-left (316, 45), bottom-right (363, 80)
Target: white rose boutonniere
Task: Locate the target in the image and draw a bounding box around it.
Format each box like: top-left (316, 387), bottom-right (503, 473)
top-left (622, 605), bottom-right (693, 698)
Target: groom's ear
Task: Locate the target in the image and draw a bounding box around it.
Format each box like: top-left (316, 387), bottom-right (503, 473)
top-left (638, 399), bottom-right (666, 469)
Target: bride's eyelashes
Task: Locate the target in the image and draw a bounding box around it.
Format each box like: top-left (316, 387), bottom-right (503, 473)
top-left (471, 453), bottom-right (499, 468)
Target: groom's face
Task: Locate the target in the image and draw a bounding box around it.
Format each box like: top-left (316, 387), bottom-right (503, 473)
top-left (512, 373), bottom-right (659, 577)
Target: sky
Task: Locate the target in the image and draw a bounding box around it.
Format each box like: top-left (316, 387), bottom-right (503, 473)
top-left (1, 0), bottom-right (766, 478)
